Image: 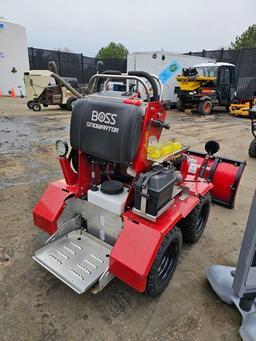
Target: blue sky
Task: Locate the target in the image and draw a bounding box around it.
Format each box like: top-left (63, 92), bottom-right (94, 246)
top-left (1, 0), bottom-right (255, 56)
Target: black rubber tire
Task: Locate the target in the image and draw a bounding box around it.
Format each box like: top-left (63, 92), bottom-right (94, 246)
top-left (27, 100), bottom-right (34, 109)
top-left (248, 139), bottom-right (256, 158)
top-left (59, 104), bottom-right (67, 109)
top-left (145, 226), bottom-right (182, 297)
top-left (176, 99), bottom-right (185, 112)
top-left (226, 105), bottom-right (230, 112)
top-left (66, 97), bottom-right (77, 111)
top-left (198, 100), bottom-right (212, 115)
top-left (32, 103), bottom-right (41, 112)
top-left (178, 193), bottom-right (211, 243)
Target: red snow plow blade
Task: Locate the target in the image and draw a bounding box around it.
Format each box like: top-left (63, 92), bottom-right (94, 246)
top-left (184, 151), bottom-right (246, 208)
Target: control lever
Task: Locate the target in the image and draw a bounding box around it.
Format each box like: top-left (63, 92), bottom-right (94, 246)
top-left (150, 119), bottom-right (170, 130)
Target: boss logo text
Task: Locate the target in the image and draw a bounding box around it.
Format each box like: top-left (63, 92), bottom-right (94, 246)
top-left (91, 110), bottom-right (117, 125)
top-left (86, 110), bottom-right (119, 134)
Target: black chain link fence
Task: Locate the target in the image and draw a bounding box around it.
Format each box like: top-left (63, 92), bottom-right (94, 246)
top-left (28, 47), bottom-right (256, 99)
top-left (186, 48), bottom-right (256, 99)
top-left (28, 47), bottom-right (127, 85)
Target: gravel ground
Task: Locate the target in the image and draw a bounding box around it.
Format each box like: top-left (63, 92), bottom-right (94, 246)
top-left (0, 97), bottom-right (254, 341)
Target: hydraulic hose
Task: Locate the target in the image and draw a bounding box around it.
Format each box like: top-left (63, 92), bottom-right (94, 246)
top-left (48, 60), bottom-right (83, 98)
top-left (50, 73), bottom-right (83, 98)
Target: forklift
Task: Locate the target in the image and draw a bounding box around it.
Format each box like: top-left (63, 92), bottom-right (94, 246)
top-left (175, 62), bottom-right (236, 114)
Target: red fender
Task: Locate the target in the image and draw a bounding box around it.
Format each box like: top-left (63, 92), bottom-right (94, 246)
top-left (109, 217), bottom-right (163, 292)
top-left (33, 181), bottom-right (72, 235)
top-left (109, 180), bottom-right (211, 292)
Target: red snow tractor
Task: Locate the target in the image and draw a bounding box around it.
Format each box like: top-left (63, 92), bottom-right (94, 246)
top-left (33, 71), bottom-right (246, 296)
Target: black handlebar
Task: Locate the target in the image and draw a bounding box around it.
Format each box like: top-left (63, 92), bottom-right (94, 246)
top-left (128, 71), bottom-right (159, 102)
top-left (94, 70), bottom-right (159, 101)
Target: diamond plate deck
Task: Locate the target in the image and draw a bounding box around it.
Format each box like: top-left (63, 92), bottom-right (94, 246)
top-left (33, 231), bottom-right (112, 294)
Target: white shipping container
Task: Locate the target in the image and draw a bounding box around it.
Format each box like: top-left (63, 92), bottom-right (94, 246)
top-left (0, 18), bottom-right (29, 96)
top-left (127, 51), bottom-right (214, 104)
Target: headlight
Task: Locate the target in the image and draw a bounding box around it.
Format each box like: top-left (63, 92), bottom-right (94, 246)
top-left (55, 140), bottom-right (68, 157)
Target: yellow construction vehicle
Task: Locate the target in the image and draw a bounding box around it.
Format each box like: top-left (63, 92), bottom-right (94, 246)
top-left (229, 98), bottom-right (256, 117)
top-left (175, 62), bottom-right (236, 114)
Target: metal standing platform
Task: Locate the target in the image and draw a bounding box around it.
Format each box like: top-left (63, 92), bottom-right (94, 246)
top-left (206, 190), bottom-right (256, 341)
top-left (33, 231), bottom-right (112, 294)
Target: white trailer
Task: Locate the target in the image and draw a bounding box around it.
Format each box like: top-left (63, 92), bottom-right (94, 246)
top-left (127, 51), bottom-right (214, 105)
top-left (0, 18), bottom-right (29, 96)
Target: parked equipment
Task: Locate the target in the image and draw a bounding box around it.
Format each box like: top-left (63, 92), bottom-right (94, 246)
top-left (206, 190), bottom-right (256, 341)
top-left (24, 63), bottom-right (82, 112)
top-left (248, 107), bottom-right (256, 158)
top-left (175, 62), bottom-right (236, 114)
top-left (127, 51), bottom-right (214, 106)
top-left (230, 97), bottom-right (256, 117)
top-left (32, 70), bottom-right (245, 297)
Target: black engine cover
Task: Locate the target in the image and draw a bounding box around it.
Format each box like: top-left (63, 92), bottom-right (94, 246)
top-left (70, 97), bottom-right (143, 164)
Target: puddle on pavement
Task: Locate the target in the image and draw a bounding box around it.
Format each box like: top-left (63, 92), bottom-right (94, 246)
top-left (0, 115), bottom-right (67, 188)
top-left (0, 115), bottom-right (69, 155)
